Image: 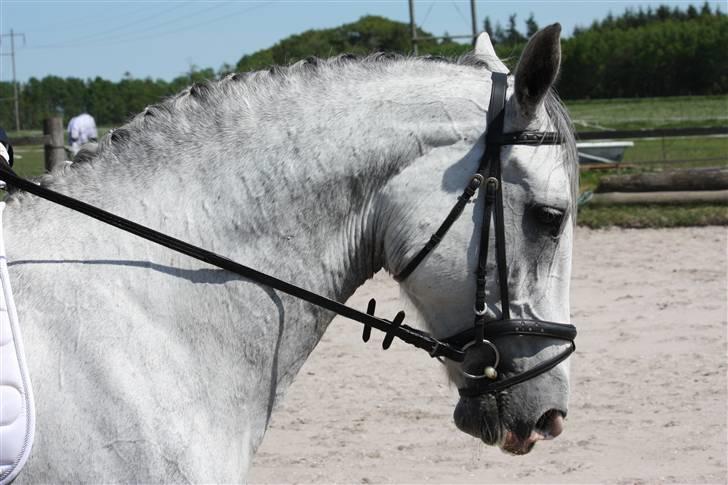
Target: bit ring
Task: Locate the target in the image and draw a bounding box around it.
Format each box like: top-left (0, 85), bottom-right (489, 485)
top-left (460, 339), bottom-right (501, 380)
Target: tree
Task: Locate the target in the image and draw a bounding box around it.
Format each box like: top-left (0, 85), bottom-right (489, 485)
top-left (506, 14), bottom-right (526, 44)
top-left (656, 5), bottom-right (671, 20)
top-left (235, 16), bottom-right (438, 72)
top-left (483, 16), bottom-right (494, 37)
top-left (493, 22), bottom-right (506, 44)
top-left (525, 13), bottom-right (539, 37)
top-left (217, 63), bottom-right (234, 78)
top-left (560, 10), bottom-right (728, 98)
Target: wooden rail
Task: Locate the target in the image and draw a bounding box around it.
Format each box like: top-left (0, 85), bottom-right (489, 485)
top-left (589, 190), bottom-right (728, 205)
top-left (10, 135), bottom-right (46, 146)
top-left (577, 126), bottom-right (728, 140)
top-left (594, 168), bottom-right (728, 193)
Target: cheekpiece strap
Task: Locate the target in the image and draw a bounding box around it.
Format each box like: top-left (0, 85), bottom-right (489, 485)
top-left (473, 72), bottom-right (510, 334)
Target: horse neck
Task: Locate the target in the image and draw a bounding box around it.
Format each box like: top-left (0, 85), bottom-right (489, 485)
top-left (12, 60), bottom-right (488, 310)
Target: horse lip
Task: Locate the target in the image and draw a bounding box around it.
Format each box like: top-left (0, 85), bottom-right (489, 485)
top-left (479, 419), bottom-right (503, 445)
top-left (455, 398), bottom-right (568, 450)
top-left (500, 430), bottom-right (544, 455)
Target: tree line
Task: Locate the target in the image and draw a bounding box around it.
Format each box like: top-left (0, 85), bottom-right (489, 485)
top-left (1, 3), bottom-right (725, 130)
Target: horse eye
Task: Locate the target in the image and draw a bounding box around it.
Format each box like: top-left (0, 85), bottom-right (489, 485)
top-left (533, 205), bottom-right (565, 232)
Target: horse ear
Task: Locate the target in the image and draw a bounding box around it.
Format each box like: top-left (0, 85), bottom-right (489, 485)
top-left (514, 23), bottom-right (562, 117)
top-left (473, 33), bottom-right (509, 73)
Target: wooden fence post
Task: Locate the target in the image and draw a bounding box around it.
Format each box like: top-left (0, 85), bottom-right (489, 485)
top-left (43, 117), bottom-right (65, 172)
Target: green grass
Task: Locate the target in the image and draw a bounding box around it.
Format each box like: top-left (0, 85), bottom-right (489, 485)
top-left (578, 204), bottom-right (728, 229)
top-left (6, 129), bottom-right (45, 138)
top-left (7, 127), bottom-right (112, 139)
top-left (565, 95), bottom-right (728, 130)
top-left (624, 136), bottom-right (728, 165)
top-left (10, 145), bottom-right (46, 177)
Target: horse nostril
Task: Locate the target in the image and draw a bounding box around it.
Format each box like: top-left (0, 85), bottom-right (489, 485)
top-left (535, 409), bottom-right (565, 439)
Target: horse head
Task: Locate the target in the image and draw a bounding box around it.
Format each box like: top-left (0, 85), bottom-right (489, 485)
top-left (381, 24), bottom-right (576, 455)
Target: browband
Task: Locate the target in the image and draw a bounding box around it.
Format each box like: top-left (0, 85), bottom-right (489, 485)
top-left (488, 131), bottom-right (564, 145)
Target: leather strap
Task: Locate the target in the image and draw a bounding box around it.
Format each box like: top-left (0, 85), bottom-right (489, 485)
top-left (458, 342), bottom-right (575, 396)
top-left (488, 131), bottom-right (563, 145)
top-left (492, 139), bottom-right (510, 321)
top-left (0, 162), bottom-right (466, 362)
top-left (443, 319), bottom-right (578, 348)
top-left (474, 71), bottom-right (508, 335)
top-left (394, 174), bottom-right (483, 281)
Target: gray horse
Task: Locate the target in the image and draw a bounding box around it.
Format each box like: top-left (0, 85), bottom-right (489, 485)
top-left (4, 25), bottom-right (576, 482)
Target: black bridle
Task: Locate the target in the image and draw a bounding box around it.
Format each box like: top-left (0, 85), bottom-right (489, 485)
top-left (393, 72), bottom-right (576, 396)
top-left (0, 72), bottom-right (575, 398)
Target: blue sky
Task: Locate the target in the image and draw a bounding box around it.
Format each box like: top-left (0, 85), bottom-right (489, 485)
top-left (0, 0), bottom-right (719, 83)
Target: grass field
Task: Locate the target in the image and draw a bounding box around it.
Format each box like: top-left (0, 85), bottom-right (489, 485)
top-left (623, 136), bottom-right (728, 165)
top-left (9, 146), bottom-right (45, 178)
top-left (6, 95), bottom-right (727, 228)
top-left (565, 95), bottom-right (728, 130)
top-left (577, 204), bottom-right (727, 229)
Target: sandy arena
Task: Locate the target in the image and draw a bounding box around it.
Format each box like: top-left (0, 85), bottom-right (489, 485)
top-left (250, 226), bottom-right (727, 484)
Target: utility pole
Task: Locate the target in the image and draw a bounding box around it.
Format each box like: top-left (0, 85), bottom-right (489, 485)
top-left (1, 29), bottom-right (26, 131)
top-left (408, 0), bottom-right (418, 56)
top-left (408, 0), bottom-right (480, 54)
top-left (470, 0), bottom-right (478, 45)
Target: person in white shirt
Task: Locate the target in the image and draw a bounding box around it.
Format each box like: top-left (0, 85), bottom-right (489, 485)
top-left (0, 128), bottom-right (13, 167)
top-left (67, 113), bottom-right (98, 156)
top-left (0, 127), bottom-right (13, 189)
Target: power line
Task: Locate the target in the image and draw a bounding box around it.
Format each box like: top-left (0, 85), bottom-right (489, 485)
top-left (28, 1), bottom-right (192, 38)
top-left (409, 0), bottom-right (480, 53)
top-left (122, 2), bottom-right (273, 43)
top-left (32, 1), bottom-right (274, 50)
top-left (32, 1), bottom-right (195, 48)
top-left (451, 1), bottom-right (469, 27)
top-left (419, 1), bottom-right (436, 30)
top-left (27, 1), bottom-right (233, 50)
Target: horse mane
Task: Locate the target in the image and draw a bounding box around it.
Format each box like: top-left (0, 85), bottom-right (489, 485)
top-left (11, 52), bottom-right (577, 209)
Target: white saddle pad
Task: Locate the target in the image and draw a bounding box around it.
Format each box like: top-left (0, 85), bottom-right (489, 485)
top-left (0, 202), bottom-right (35, 484)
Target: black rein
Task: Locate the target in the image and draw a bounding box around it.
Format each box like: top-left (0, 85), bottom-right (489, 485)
top-left (0, 162), bottom-right (465, 362)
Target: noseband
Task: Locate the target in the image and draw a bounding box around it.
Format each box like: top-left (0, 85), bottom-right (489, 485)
top-left (394, 72), bottom-right (576, 397)
top-left (0, 72), bottom-right (575, 401)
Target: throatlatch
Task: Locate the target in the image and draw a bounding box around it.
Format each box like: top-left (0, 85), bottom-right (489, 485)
top-left (0, 72), bottom-right (575, 399)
